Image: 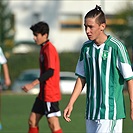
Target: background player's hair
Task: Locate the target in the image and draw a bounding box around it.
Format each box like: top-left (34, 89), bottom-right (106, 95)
top-left (30, 21), bottom-right (49, 36)
top-left (85, 5), bottom-right (106, 25)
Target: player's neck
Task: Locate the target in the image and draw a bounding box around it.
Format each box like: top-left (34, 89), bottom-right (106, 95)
top-left (94, 34), bottom-right (107, 46)
top-left (41, 39), bottom-right (49, 46)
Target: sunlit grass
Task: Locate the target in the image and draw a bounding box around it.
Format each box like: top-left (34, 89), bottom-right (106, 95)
top-left (0, 92), bottom-right (132, 133)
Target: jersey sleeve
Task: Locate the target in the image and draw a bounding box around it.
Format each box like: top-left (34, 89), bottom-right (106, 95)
top-left (45, 44), bottom-right (56, 70)
top-left (116, 44), bottom-right (133, 80)
top-left (0, 47), bottom-right (7, 64)
top-left (75, 46), bottom-right (86, 78)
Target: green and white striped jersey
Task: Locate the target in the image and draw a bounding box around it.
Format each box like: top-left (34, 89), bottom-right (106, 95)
top-left (0, 47), bottom-right (7, 83)
top-left (0, 47), bottom-right (7, 65)
top-left (76, 35), bottom-right (133, 120)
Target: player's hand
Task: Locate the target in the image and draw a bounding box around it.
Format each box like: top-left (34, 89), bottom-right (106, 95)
top-left (22, 83), bottom-right (33, 92)
top-left (22, 79), bottom-right (39, 93)
top-left (5, 78), bottom-right (11, 87)
top-left (63, 105), bottom-right (73, 122)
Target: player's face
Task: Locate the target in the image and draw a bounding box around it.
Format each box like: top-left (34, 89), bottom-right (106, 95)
top-left (84, 17), bottom-right (105, 41)
top-left (33, 33), bottom-right (47, 45)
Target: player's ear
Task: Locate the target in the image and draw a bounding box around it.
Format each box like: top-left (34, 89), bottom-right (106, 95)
top-left (100, 23), bottom-right (106, 31)
top-left (43, 33), bottom-right (48, 39)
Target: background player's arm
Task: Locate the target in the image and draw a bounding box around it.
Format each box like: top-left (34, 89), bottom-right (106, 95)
top-left (2, 63), bottom-right (11, 86)
top-left (127, 79), bottom-right (133, 121)
top-left (63, 77), bottom-right (86, 122)
top-left (22, 68), bottom-right (54, 92)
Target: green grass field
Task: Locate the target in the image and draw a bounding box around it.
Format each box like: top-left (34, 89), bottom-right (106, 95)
top-left (0, 92), bottom-right (132, 133)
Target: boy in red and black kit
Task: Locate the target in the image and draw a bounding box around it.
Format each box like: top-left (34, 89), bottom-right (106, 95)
top-left (22, 21), bottom-right (63, 133)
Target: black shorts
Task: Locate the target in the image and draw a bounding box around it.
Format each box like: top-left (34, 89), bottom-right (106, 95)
top-left (31, 97), bottom-right (61, 117)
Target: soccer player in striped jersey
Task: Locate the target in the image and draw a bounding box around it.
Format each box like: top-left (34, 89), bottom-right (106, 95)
top-left (64, 5), bottom-right (133, 133)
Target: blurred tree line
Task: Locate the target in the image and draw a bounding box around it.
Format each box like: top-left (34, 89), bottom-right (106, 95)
top-left (107, 2), bottom-right (133, 63)
top-left (108, 3), bottom-right (133, 49)
top-left (0, 0), bottom-right (15, 51)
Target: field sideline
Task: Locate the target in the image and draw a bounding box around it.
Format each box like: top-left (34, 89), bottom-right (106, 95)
top-left (0, 91), bottom-right (132, 133)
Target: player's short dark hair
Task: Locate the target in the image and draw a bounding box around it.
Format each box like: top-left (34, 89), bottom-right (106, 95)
top-left (85, 5), bottom-right (106, 25)
top-left (30, 21), bottom-right (49, 36)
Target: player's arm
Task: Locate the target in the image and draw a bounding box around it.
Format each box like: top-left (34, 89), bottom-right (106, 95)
top-left (38, 68), bottom-right (54, 82)
top-left (22, 68), bottom-right (54, 92)
top-left (127, 79), bottom-right (133, 121)
top-left (63, 77), bottom-right (86, 122)
top-left (2, 63), bottom-right (11, 86)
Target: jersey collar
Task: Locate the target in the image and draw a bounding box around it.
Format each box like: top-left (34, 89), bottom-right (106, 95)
top-left (41, 39), bottom-right (49, 47)
top-left (93, 43), bottom-right (105, 49)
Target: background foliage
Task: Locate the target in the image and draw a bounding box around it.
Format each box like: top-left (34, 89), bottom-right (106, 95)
top-left (0, 0), bottom-right (15, 50)
top-left (109, 3), bottom-right (133, 49)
